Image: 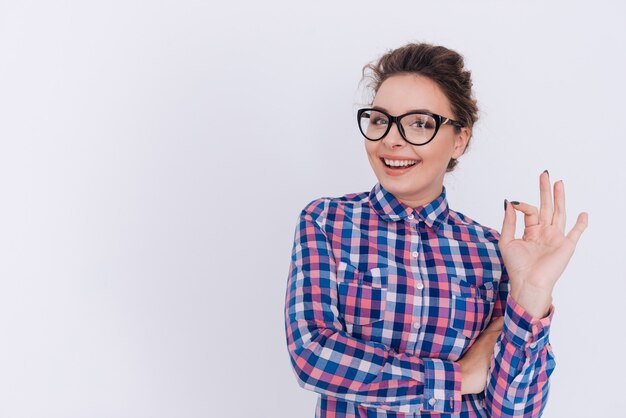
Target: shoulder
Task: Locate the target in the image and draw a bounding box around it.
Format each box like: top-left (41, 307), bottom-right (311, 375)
top-left (299, 189), bottom-right (370, 227)
top-left (446, 207), bottom-right (502, 245)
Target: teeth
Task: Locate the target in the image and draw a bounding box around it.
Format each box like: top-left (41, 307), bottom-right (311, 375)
top-left (383, 158), bottom-right (419, 167)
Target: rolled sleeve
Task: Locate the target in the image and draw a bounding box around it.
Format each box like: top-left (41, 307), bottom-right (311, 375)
top-left (497, 294), bottom-right (556, 407)
top-left (503, 294), bottom-right (554, 353)
top-left (421, 358), bottom-right (462, 413)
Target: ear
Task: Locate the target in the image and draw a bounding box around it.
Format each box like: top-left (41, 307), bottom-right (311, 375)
top-left (452, 127), bottom-right (471, 159)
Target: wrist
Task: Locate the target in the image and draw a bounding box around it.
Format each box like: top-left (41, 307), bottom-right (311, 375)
top-left (510, 282), bottom-right (553, 319)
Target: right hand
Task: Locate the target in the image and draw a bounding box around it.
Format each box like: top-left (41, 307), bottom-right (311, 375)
top-left (457, 316), bottom-right (504, 394)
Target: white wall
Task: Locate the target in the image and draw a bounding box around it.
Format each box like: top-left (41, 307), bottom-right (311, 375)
top-left (0, 1), bottom-right (623, 417)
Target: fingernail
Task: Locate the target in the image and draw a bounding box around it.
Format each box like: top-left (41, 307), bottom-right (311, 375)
top-left (504, 199), bottom-right (508, 211)
top-left (511, 201), bottom-right (520, 205)
top-left (543, 169), bottom-right (549, 176)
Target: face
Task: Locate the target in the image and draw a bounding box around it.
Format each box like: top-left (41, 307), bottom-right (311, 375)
top-left (364, 73), bottom-right (471, 208)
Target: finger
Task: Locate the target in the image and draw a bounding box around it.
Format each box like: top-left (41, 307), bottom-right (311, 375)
top-left (509, 201), bottom-right (540, 228)
top-left (566, 212), bottom-right (589, 245)
top-left (500, 199), bottom-right (517, 247)
top-left (552, 180), bottom-right (566, 233)
top-left (539, 170), bottom-right (554, 225)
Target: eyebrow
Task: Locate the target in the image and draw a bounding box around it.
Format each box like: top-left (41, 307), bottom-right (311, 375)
top-left (371, 105), bottom-right (433, 114)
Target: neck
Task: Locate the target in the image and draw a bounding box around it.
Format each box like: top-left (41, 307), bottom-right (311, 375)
top-left (395, 184), bottom-right (443, 209)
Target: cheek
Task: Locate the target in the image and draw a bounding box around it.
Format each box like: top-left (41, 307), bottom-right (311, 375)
top-left (364, 142), bottom-right (380, 161)
top-left (420, 137), bottom-right (453, 162)
top-left (364, 139), bottom-right (377, 152)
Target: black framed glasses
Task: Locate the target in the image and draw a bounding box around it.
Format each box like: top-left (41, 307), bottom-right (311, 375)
top-left (357, 107), bottom-right (464, 146)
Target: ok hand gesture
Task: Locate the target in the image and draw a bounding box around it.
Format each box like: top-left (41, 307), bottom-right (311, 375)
top-left (499, 170), bottom-right (589, 318)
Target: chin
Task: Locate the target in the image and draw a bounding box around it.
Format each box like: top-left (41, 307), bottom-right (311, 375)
top-left (380, 176), bottom-right (415, 193)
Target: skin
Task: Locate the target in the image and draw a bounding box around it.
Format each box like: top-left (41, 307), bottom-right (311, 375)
top-left (364, 73), bottom-right (471, 208)
top-left (364, 73), bottom-right (589, 395)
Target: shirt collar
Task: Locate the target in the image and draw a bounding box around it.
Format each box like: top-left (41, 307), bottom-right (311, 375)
top-left (368, 182), bottom-right (450, 232)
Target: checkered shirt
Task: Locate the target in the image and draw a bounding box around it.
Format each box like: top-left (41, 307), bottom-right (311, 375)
top-left (284, 182), bottom-right (555, 417)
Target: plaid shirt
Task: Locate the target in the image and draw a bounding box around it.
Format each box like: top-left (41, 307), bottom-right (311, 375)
top-left (284, 182), bottom-right (556, 417)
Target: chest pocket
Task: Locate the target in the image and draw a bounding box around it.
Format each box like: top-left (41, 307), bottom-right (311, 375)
top-left (449, 274), bottom-right (496, 340)
top-left (336, 262), bottom-right (387, 326)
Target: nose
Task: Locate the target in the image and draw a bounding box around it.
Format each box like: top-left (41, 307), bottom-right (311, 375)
top-left (382, 120), bottom-right (406, 148)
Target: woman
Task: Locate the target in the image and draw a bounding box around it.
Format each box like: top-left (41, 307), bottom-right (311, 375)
top-left (283, 42), bottom-right (588, 417)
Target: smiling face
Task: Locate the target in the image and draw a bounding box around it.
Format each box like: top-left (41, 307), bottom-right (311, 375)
top-left (364, 73), bottom-right (471, 208)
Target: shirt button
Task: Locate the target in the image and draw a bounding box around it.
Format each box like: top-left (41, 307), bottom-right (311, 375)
top-left (412, 251), bottom-right (419, 258)
top-left (408, 214), bottom-right (414, 220)
top-left (428, 398), bottom-right (437, 406)
top-left (413, 321), bottom-right (421, 329)
top-left (529, 341), bottom-right (538, 349)
top-left (416, 282), bottom-right (424, 290)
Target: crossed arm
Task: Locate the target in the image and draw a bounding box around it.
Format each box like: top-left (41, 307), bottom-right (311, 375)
top-left (286, 171), bottom-right (587, 416)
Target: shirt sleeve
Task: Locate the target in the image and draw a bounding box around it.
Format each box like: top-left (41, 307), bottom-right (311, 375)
top-left (284, 201), bottom-right (463, 414)
top-left (483, 264), bottom-right (556, 417)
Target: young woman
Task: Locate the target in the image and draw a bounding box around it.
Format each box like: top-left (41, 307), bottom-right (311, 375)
top-left (284, 42), bottom-right (588, 418)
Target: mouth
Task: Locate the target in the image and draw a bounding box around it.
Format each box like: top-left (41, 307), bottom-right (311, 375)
top-left (380, 157), bottom-right (421, 172)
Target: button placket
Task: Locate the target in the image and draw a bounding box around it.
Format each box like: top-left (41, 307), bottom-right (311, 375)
top-left (407, 218), bottom-right (425, 351)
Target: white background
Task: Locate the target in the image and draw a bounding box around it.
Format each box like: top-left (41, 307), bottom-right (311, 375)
top-left (0, 1), bottom-right (624, 417)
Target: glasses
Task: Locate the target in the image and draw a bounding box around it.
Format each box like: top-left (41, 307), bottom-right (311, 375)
top-left (357, 107), bottom-right (464, 146)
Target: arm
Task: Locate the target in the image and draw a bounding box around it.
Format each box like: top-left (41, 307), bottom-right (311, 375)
top-left (483, 172), bottom-right (588, 416)
top-left (284, 202), bottom-right (462, 414)
top-left (483, 266), bottom-right (556, 417)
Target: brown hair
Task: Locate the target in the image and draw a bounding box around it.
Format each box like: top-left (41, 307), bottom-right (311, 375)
top-left (359, 42), bottom-right (479, 172)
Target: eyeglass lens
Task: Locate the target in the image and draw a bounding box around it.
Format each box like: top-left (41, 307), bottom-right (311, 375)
top-left (359, 110), bottom-right (437, 145)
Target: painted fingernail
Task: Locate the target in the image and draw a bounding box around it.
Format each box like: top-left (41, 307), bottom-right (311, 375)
top-left (511, 201), bottom-right (520, 205)
top-left (543, 169), bottom-right (549, 176)
top-left (504, 199), bottom-right (508, 211)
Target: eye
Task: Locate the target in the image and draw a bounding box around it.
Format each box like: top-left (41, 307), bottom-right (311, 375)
top-left (372, 117), bottom-right (388, 126)
top-left (405, 114), bottom-right (436, 130)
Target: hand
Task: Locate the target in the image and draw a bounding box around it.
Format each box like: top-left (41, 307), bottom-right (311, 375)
top-left (458, 316), bottom-right (504, 394)
top-left (500, 170), bottom-right (589, 318)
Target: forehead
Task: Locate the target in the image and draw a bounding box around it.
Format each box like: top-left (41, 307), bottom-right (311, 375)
top-left (372, 73), bottom-right (453, 116)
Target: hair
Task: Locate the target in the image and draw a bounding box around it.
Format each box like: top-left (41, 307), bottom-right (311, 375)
top-left (359, 42), bottom-right (479, 172)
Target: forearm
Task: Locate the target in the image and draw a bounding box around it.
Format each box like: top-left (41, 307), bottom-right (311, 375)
top-left (286, 317), bottom-right (462, 414)
top-left (484, 294), bottom-right (556, 417)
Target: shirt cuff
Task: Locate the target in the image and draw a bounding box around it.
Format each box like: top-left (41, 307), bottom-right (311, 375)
top-left (421, 358), bottom-right (462, 413)
top-left (503, 294), bottom-right (555, 352)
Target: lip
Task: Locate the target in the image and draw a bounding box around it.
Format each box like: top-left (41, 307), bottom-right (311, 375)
top-left (380, 157), bottom-right (420, 176)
